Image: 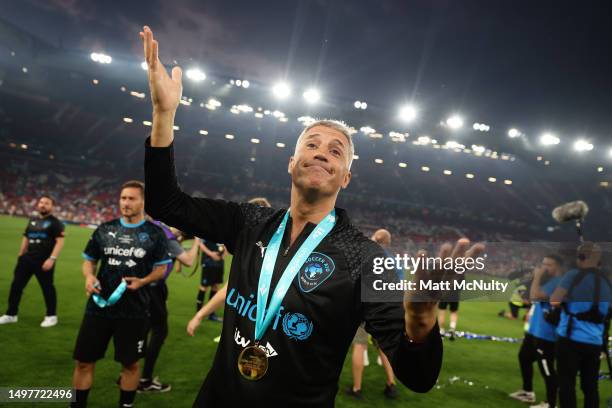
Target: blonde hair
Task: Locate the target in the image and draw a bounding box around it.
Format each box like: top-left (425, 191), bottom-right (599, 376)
top-left (248, 197), bottom-right (271, 207)
top-left (296, 119), bottom-right (355, 169)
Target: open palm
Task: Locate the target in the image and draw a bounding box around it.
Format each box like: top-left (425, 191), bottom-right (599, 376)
top-left (139, 26), bottom-right (182, 114)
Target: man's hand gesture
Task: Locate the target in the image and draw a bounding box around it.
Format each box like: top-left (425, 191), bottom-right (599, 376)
top-left (140, 26), bottom-right (182, 115)
top-left (404, 238), bottom-right (485, 342)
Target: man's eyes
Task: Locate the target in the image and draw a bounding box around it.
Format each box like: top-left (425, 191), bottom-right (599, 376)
top-left (305, 142), bottom-right (342, 157)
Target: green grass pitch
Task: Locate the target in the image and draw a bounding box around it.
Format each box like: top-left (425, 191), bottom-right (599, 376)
top-left (0, 215), bottom-right (608, 407)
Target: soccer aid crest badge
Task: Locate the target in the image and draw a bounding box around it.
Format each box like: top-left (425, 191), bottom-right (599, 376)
top-left (298, 252), bottom-right (335, 293)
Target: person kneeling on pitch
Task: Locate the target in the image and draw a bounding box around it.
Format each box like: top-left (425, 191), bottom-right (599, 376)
top-left (70, 181), bottom-right (171, 408)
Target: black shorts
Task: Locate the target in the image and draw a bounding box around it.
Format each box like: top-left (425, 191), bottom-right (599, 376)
top-left (73, 314), bottom-right (148, 365)
top-left (438, 301), bottom-right (459, 312)
top-left (201, 266), bottom-right (223, 286)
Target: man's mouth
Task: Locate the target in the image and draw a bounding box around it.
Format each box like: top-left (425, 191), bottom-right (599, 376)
top-left (305, 163), bottom-right (332, 175)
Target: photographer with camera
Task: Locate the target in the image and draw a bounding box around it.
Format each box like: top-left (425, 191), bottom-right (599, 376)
top-left (509, 255), bottom-right (563, 407)
top-left (550, 242), bottom-right (611, 408)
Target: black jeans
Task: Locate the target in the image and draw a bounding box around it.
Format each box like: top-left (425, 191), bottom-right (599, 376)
top-left (142, 283), bottom-right (169, 380)
top-left (556, 336), bottom-right (601, 408)
top-left (6, 256), bottom-right (56, 316)
top-left (519, 334), bottom-right (558, 406)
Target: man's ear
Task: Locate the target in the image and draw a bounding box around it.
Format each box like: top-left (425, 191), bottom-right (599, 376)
top-left (288, 156), bottom-right (295, 175)
top-left (341, 170), bottom-right (352, 189)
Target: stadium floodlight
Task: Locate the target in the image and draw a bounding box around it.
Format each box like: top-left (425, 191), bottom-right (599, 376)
top-left (399, 105), bottom-right (417, 122)
top-left (443, 170), bottom-right (452, 175)
top-left (504, 179), bottom-right (513, 185)
top-left (90, 52), bottom-right (112, 64)
top-left (416, 136), bottom-right (431, 145)
top-left (473, 123), bottom-right (489, 132)
top-left (573, 139), bottom-right (593, 152)
top-left (276, 142), bottom-right (286, 148)
top-left (540, 132), bottom-right (560, 146)
top-left (374, 158), bottom-right (383, 164)
top-left (242, 80), bottom-right (250, 88)
top-left (272, 82), bottom-right (291, 99)
top-left (360, 126), bottom-right (376, 135)
top-left (488, 177), bottom-right (497, 183)
top-left (141, 61), bottom-right (148, 71)
top-left (225, 134), bottom-right (234, 140)
top-left (597, 166), bottom-right (603, 172)
top-left (123, 117), bottom-right (133, 123)
top-left (471, 144), bottom-right (485, 154)
top-left (421, 166), bottom-right (430, 172)
top-left (185, 68), bottom-right (206, 82)
top-left (354, 100), bottom-right (367, 110)
top-left (303, 88), bottom-right (321, 104)
top-left (466, 173), bottom-right (475, 179)
top-left (251, 138), bottom-right (260, 144)
top-left (508, 128), bottom-right (521, 138)
top-left (199, 130), bottom-right (208, 135)
top-left (142, 120), bottom-right (152, 126)
top-left (398, 162), bottom-right (407, 168)
top-left (446, 115), bottom-right (463, 130)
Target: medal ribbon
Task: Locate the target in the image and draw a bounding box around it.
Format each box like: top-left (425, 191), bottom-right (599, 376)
top-left (92, 280), bottom-right (127, 308)
top-left (254, 209), bottom-right (336, 342)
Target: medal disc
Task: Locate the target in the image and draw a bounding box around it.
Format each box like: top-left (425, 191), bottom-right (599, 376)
top-left (237, 345), bottom-right (268, 380)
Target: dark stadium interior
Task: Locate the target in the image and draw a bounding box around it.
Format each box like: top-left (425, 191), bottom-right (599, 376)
top-left (1, 16), bottom-right (610, 244)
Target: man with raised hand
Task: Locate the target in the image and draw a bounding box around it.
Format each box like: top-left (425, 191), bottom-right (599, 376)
top-left (140, 25), bottom-right (483, 407)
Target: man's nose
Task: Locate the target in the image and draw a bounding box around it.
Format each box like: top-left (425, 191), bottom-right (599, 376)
top-left (313, 153), bottom-right (328, 163)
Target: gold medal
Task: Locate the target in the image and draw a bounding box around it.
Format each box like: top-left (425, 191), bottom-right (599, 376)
top-left (237, 344), bottom-right (268, 380)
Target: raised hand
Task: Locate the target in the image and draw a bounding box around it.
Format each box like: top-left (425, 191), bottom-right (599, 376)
top-left (139, 26), bottom-right (183, 114)
top-left (404, 238), bottom-right (485, 341)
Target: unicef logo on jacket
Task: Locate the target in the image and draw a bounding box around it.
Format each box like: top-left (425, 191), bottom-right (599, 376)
top-left (298, 252), bottom-right (335, 293)
top-left (282, 312), bottom-right (313, 340)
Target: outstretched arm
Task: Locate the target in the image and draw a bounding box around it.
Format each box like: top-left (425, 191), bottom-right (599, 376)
top-left (140, 26), bottom-right (247, 250)
top-left (187, 285), bottom-right (229, 336)
top-left (175, 238), bottom-right (200, 267)
top-left (140, 26), bottom-right (182, 148)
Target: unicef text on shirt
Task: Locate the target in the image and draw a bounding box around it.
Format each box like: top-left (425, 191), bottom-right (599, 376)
top-left (372, 255), bottom-right (486, 275)
top-left (103, 246), bottom-right (147, 258)
top-left (226, 288), bottom-right (314, 341)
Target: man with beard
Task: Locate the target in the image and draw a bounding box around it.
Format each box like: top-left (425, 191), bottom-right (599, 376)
top-left (0, 195), bottom-right (65, 327)
top-left (70, 181), bottom-right (170, 408)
